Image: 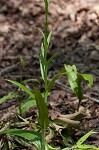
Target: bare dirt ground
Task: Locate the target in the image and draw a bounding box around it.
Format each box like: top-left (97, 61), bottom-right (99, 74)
top-left (0, 0), bottom-right (99, 148)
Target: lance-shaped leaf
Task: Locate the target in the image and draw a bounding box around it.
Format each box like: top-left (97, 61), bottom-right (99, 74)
top-left (7, 80), bottom-right (34, 98)
top-left (46, 50), bottom-right (61, 69)
top-left (38, 28), bottom-right (46, 81)
top-left (64, 65), bottom-right (83, 100)
top-left (76, 130), bottom-right (94, 146)
top-left (46, 69), bottom-right (65, 92)
top-left (0, 129), bottom-right (41, 143)
top-left (34, 87), bottom-right (49, 129)
top-left (40, 43), bottom-right (46, 81)
top-left (47, 30), bottom-right (52, 46)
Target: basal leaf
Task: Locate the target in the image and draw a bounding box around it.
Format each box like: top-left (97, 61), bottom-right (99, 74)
top-left (34, 87), bottom-right (49, 129)
top-left (0, 129), bottom-right (41, 142)
top-left (7, 80), bottom-right (34, 98)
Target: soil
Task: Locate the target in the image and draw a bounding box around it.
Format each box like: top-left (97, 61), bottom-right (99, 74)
top-left (0, 0), bottom-right (99, 149)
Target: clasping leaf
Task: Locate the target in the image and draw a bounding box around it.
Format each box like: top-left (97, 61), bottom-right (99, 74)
top-left (34, 87), bottom-right (49, 130)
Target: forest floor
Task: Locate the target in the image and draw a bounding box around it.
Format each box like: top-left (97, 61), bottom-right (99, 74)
top-left (0, 0), bottom-right (99, 148)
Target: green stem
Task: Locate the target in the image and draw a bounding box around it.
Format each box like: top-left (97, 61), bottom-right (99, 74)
top-left (41, 2), bottom-right (49, 148)
top-left (41, 128), bottom-right (46, 150)
top-left (44, 0), bottom-right (49, 102)
top-left (44, 0), bottom-right (48, 38)
top-left (44, 90), bottom-right (48, 103)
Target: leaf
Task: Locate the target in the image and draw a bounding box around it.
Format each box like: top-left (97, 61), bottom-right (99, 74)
top-left (46, 74), bottom-right (60, 92)
top-left (76, 130), bottom-right (93, 146)
top-left (64, 64), bottom-right (83, 100)
top-left (22, 78), bottom-right (40, 84)
top-left (40, 43), bottom-right (46, 81)
top-left (47, 30), bottom-right (52, 46)
top-left (46, 50), bottom-right (61, 68)
top-left (21, 96), bottom-right (36, 114)
top-left (0, 92), bottom-right (17, 104)
top-left (7, 80), bottom-right (34, 98)
top-left (81, 74), bottom-right (93, 88)
top-left (38, 28), bottom-right (45, 39)
top-left (77, 144), bottom-right (98, 149)
top-left (46, 69), bottom-right (65, 92)
top-left (38, 28), bottom-right (46, 81)
top-left (34, 87), bottom-right (49, 129)
top-left (65, 65), bottom-right (77, 80)
top-left (0, 129), bottom-right (41, 142)
top-left (64, 65), bottom-right (94, 110)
